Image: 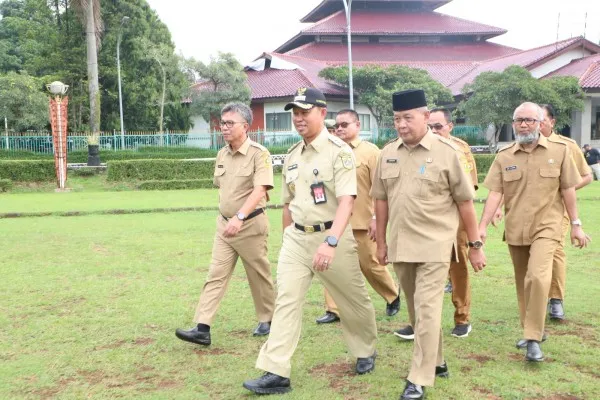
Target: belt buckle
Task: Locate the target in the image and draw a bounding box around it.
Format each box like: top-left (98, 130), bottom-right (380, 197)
top-left (305, 226), bottom-right (315, 233)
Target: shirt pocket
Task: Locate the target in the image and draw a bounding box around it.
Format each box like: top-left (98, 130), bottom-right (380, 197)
top-left (414, 166), bottom-right (441, 200)
top-left (502, 170), bottom-right (522, 194)
top-left (236, 163), bottom-right (253, 177)
top-left (213, 167), bottom-right (225, 187)
top-left (539, 168), bottom-right (560, 189)
top-left (285, 169), bottom-right (299, 194)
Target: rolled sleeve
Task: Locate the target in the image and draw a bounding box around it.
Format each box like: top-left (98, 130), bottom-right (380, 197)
top-left (333, 149), bottom-right (357, 198)
top-left (253, 150), bottom-right (274, 190)
top-left (560, 147), bottom-right (583, 189)
top-left (370, 152), bottom-right (387, 200)
top-left (449, 150), bottom-right (475, 203)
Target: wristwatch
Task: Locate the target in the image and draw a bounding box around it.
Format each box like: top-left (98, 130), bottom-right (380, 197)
top-left (571, 219), bottom-right (582, 226)
top-left (324, 236), bottom-right (338, 248)
top-left (467, 240), bottom-right (484, 249)
top-left (235, 212), bottom-right (247, 221)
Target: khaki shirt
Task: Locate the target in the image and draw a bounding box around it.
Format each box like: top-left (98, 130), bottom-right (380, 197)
top-left (549, 132), bottom-right (592, 177)
top-left (349, 138), bottom-right (380, 230)
top-left (449, 135), bottom-right (478, 189)
top-left (282, 129), bottom-right (357, 226)
top-left (213, 138), bottom-right (274, 217)
top-left (483, 134), bottom-right (581, 245)
top-left (371, 130), bottom-right (475, 263)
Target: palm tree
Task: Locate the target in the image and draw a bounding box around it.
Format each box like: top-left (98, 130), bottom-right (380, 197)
top-left (72, 0), bottom-right (103, 135)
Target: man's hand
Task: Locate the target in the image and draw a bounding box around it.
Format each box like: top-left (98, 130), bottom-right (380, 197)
top-left (376, 243), bottom-right (388, 265)
top-left (368, 219), bottom-right (377, 242)
top-left (468, 248), bottom-right (486, 272)
top-left (478, 225), bottom-right (488, 244)
top-left (313, 243), bottom-right (336, 272)
top-left (571, 226), bottom-right (592, 249)
top-left (491, 207), bottom-right (503, 227)
top-left (223, 216), bottom-right (243, 238)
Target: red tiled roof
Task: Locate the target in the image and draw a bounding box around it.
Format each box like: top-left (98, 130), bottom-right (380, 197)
top-left (449, 37), bottom-right (600, 95)
top-left (303, 10), bottom-right (507, 36)
top-left (287, 42), bottom-right (518, 62)
top-left (544, 54), bottom-right (600, 89)
top-left (300, 0), bottom-right (451, 23)
top-left (246, 54), bottom-right (348, 99)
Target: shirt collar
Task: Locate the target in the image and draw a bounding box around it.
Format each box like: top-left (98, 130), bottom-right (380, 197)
top-left (303, 128), bottom-right (329, 153)
top-left (398, 129), bottom-right (434, 151)
top-left (513, 133), bottom-right (549, 153)
top-left (227, 137), bottom-right (250, 155)
top-left (349, 137), bottom-right (362, 149)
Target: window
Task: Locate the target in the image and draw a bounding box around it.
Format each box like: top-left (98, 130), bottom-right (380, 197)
top-left (266, 112), bottom-right (291, 131)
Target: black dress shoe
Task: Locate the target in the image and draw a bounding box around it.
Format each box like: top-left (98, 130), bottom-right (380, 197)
top-left (242, 372), bottom-right (291, 394)
top-left (435, 361), bottom-right (449, 378)
top-left (253, 322), bottom-right (271, 336)
top-left (400, 380), bottom-right (425, 400)
top-left (548, 298), bottom-right (565, 320)
top-left (516, 332), bottom-right (548, 349)
top-left (386, 296), bottom-right (401, 316)
top-left (316, 311), bottom-right (340, 324)
top-left (525, 340), bottom-right (544, 362)
top-left (356, 351), bottom-right (376, 374)
top-left (175, 326), bottom-right (211, 346)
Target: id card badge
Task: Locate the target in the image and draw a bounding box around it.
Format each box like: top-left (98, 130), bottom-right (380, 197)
top-left (310, 182), bottom-right (327, 204)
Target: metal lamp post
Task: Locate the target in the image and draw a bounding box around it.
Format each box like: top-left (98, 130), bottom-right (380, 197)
top-left (46, 81), bottom-right (70, 190)
top-left (117, 16), bottom-right (129, 149)
top-left (342, 0), bottom-right (354, 110)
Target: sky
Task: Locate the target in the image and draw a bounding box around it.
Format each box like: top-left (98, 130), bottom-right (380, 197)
top-left (144, 0), bottom-right (600, 65)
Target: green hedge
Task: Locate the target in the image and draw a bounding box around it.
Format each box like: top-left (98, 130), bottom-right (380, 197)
top-left (0, 160), bottom-right (55, 182)
top-left (107, 159), bottom-right (215, 181)
top-left (474, 154), bottom-right (495, 175)
top-left (137, 179), bottom-right (214, 191)
top-left (0, 179), bottom-right (12, 192)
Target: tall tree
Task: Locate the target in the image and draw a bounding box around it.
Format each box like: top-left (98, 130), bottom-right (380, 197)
top-left (0, 72), bottom-right (48, 132)
top-left (320, 65), bottom-right (453, 128)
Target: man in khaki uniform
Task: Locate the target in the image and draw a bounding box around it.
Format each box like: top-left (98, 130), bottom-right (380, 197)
top-left (479, 102), bottom-right (591, 363)
top-left (428, 107), bottom-right (478, 338)
top-left (175, 103), bottom-right (276, 346)
top-left (243, 88), bottom-right (378, 395)
top-left (539, 104), bottom-right (592, 320)
top-left (315, 109), bottom-right (400, 325)
top-left (372, 90), bottom-right (486, 400)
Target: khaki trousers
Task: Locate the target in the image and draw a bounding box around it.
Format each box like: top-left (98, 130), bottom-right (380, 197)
top-left (193, 213), bottom-right (275, 325)
top-left (508, 238), bottom-right (559, 341)
top-left (394, 262), bottom-right (448, 387)
top-left (324, 229), bottom-right (399, 315)
top-left (449, 225), bottom-right (471, 325)
top-left (256, 225), bottom-right (377, 378)
top-left (549, 216), bottom-right (570, 300)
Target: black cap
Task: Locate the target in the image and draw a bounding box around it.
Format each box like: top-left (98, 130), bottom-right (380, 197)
top-left (284, 87), bottom-right (327, 111)
top-left (393, 89), bottom-right (427, 112)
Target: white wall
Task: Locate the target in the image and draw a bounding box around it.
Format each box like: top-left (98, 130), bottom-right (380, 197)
top-left (530, 48), bottom-right (593, 78)
top-left (189, 115), bottom-right (210, 134)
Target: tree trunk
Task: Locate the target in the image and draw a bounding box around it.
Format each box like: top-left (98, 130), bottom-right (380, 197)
top-left (86, 1), bottom-right (100, 134)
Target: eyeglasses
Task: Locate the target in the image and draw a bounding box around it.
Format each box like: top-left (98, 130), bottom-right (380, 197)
top-left (513, 118), bottom-right (539, 126)
top-left (428, 123), bottom-right (448, 130)
top-left (333, 121), bottom-right (355, 129)
top-left (219, 120), bottom-right (245, 128)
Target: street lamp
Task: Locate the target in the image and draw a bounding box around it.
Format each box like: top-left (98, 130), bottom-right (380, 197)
top-left (117, 16), bottom-right (130, 149)
top-left (342, 0), bottom-right (354, 110)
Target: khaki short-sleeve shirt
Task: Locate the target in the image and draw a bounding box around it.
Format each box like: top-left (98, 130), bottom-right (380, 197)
top-left (349, 138), bottom-right (380, 230)
top-left (550, 132), bottom-right (592, 177)
top-left (213, 138), bottom-right (274, 217)
top-left (483, 134), bottom-right (581, 245)
top-left (371, 130), bottom-right (475, 263)
top-left (282, 129), bottom-right (357, 226)
top-left (449, 135), bottom-right (478, 189)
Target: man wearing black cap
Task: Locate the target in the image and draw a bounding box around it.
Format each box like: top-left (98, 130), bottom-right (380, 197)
top-left (371, 89), bottom-right (486, 400)
top-left (243, 87), bottom-right (378, 395)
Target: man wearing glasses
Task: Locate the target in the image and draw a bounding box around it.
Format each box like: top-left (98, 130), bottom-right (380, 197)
top-left (175, 103), bottom-right (276, 346)
top-left (479, 102), bottom-right (590, 362)
top-left (315, 109), bottom-right (400, 325)
top-left (427, 108), bottom-right (478, 339)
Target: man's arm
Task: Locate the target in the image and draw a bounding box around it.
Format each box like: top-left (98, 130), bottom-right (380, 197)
top-left (457, 200), bottom-right (486, 272)
top-left (313, 195), bottom-right (354, 271)
top-left (282, 203), bottom-right (293, 231)
top-left (561, 187), bottom-right (591, 248)
top-left (478, 191), bottom-right (503, 242)
top-left (375, 199), bottom-right (389, 265)
top-left (576, 174), bottom-right (593, 190)
top-left (223, 185), bottom-right (269, 238)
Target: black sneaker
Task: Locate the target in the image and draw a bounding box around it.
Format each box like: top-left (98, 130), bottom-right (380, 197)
top-left (386, 296), bottom-right (401, 316)
top-left (444, 281), bottom-right (453, 293)
top-left (451, 323), bottom-right (472, 338)
top-left (435, 361), bottom-right (449, 378)
top-left (393, 325), bottom-right (414, 340)
top-left (400, 380), bottom-right (425, 400)
top-left (548, 298), bottom-right (565, 320)
top-left (242, 372), bottom-right (291, 394)
top-left (316, 311), bottom-right (340, 324)
top-left (516, 332), bottom-right (548, 349)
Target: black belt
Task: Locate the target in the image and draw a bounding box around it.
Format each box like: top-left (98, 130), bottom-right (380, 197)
top-left (222, 208), bottom-right (264, 221)
top-left (294, 221), bottom-right (333, 233)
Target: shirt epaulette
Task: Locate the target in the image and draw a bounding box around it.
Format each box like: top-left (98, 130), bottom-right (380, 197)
top-left (328, 135), bottom-right (344, 147)
top-left (383, 137), bottom-right (399, 149)
top-left (249, 141), bottom-right (268, 152)
top-left (437, 135), bottom-right (460, 151)
top-left (498, 142), bottom-right (516, 152)
top-left (449, 135), bottom-right (470, 148)
top-left (287, 141), bottom-right (303, 154)
top-left (550, 134), bottom-right (577, 146)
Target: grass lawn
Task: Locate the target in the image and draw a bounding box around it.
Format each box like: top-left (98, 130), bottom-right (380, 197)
top-left (0, 184), bottom-right (599, 399)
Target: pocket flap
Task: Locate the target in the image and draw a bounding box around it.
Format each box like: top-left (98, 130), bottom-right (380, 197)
top-left (285, 170), bottom-right (299, 183)
top-left (214, 167), bottom-right (225, 177)
top-left (381, 165), bottom-right (400, 179)
top-left (236, 164), bottom-right (252, 177)
top-left (539, 168), bottom-right (560, 178)
top-left (503, 170), bottom-right (522, 182)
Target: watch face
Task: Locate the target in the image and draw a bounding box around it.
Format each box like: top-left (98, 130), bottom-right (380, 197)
top-left (325, 236), bottom-right (338, 247)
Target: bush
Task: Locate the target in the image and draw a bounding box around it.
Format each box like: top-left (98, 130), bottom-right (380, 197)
top-left (0, 179), bottom-right (12, 192)
top-left (474, 154), bottom-right (495, 175)
top-left (0, 160), bottom-right (55, 182)
top-left (137, 179), bottom-right (215, 191)
top-left (0, 150), bottom-right (51, 160)
top-left (107, 159), bottom-right (215, 181)
top-left (70, 167), bottom-right (100, 177)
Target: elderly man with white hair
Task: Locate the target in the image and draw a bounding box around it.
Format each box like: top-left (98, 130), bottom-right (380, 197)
top-left (479, 102), bottom-right (591, 362)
